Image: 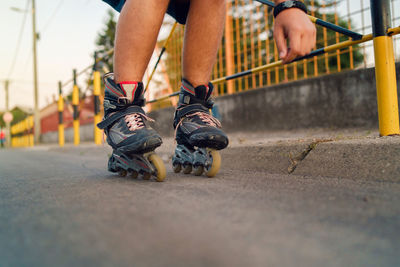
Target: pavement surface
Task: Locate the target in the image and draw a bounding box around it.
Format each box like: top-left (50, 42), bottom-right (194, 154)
top-left (1, 129), bottom-right (400, 267)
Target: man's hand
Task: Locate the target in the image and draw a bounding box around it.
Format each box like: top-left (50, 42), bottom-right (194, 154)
top-left (273, 3), bottom-right (316, 63)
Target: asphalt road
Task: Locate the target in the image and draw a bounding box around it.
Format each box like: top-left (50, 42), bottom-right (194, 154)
top-left (1, 144), bottom-right (399, 267)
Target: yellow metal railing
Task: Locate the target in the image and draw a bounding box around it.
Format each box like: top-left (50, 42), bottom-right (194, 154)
top-left (11, 116), bottom-right (34, 148)
top-left (162, 0), bottom-right (400, 96)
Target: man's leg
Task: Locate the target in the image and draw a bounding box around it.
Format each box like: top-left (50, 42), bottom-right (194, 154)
top-left (113, 0), bottom-right (170, 83)
top-left (172, 0), bottom-right (228, 178)
top-left (98, 0), bottom-right (171, 180)
top-left (182, 0), bottom-right (226, 87)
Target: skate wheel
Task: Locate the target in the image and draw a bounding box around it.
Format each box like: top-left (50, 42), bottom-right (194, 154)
top-left (108, 155), bottom-right (118, 173)
top-left (173, 163), bottom-right (182, 173)
top-left (142, 172), bottom-right (151, 180)
top-left (148, 154), bottom-right (166, 182)
top-left (183, 164), bottom-right (192, 174)
top-left (205, 150), bottom-right (221, 178)
top-left (119, 170), bottom-right (127, 177)
top-left (193, 165), bottom-right (204, 176)
top-left (131, 171), bottom-right (138, 179)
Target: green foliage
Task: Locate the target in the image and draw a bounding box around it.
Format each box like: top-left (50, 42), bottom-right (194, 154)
top-left (84, 9), bottom-right (117, 97)
top-left (0, 112), bottom-right (3, 128)
top-left (10, 107), bottom-right (29, 125)
top-left (0, 107), bottom-right (31, 127)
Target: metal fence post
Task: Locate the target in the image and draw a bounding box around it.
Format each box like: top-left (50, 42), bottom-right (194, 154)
top-left (370, 0), bottom-right (400, 136)
top-left (224, 2), bottom-right (234, 95)
top-left (72, 69), bottom-right (80, 145)
top-left (93, 53), bottom-right (102, 145)
top-left (58, 81), bottom-right (65, 147)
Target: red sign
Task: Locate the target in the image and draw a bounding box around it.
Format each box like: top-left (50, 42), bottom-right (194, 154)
top-left (3, 112), bottom-right (13, 123)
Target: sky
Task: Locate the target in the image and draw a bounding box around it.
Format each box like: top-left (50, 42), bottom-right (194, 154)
top-left (1, 0), bottom-right (399, 111)
top-left (0, 0), bottom-right (119, 111)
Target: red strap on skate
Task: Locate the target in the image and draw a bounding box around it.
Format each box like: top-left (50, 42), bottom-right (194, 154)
top-left (119, 81), bottom-right (139, 101)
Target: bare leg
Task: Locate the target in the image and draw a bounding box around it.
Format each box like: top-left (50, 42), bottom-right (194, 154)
top-left (172, 0), bottom-right (229, 170)
top-left (182, 0), bottom-right (226, 87)
top-left (114, 0), bottom-right (170, 83)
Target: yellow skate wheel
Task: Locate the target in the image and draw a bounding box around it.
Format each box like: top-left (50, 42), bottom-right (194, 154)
top-left (193, 165), bottom-right (204, 176)
top-left (183, 164), bottom-right (192, 174)
top-left (119, 170), bottom-right (127, 177)
top-left (148, 154), bottom-right (166, 182)
top-left (205, 150), bottom-right (221, 178)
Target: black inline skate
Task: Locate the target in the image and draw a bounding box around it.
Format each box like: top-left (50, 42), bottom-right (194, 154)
top-left (172, 79), bottom-right (229, 177)
top-left (97, 73), bottom-right (166, 181)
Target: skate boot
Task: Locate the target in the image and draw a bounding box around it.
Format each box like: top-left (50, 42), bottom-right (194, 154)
top-left (172, 79), bottom-right (229, 177)
top-left (97, 73), bottom-right (166, 181)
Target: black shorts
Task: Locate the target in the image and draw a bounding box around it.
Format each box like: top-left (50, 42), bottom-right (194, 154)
top-left (102, 0), bottom-right (190, 24)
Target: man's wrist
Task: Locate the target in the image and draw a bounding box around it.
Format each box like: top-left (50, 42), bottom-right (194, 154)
top-left (273, 1), bottom-right (308, 18)
top-left (274, 0), bottom-right (304, 3)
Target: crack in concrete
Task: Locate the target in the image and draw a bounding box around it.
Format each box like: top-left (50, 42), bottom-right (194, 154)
top-left (288, 139), bottom-right (334, 174)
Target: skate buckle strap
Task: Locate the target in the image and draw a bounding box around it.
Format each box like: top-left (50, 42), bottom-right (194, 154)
top-left (97, 105), bottom-right (146, 129)
top-left (178, 92), bottom-right (214, 109)
top-left (175, 104), bottom-right (209, 119)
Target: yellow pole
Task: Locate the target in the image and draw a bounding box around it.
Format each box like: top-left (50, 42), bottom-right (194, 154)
top-left (24, 118), bottom-right (28, 147)
top-left (29, 116), bottom-right (34, 147)
top-left (72, 69), bottom-right (80, 145)
top-left (58, 81), bottom-right (65, 147)
top-left (224, 5), bottom-right (234, 94)
top-left (370, 0), bottom-right (400, 136)
top-left (93, 69), bottom-right (102, 145)
top-left (373, 37), bottom-right (399, 135)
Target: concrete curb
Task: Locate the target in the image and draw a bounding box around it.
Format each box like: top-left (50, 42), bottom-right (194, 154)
top-left (39, 129), bottom-right (400, 182)
top-left (220, 135), bottom-right (400, 182)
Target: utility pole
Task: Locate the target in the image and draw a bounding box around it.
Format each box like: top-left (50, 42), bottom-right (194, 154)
top-left (4, 80), bottom-right (11, 147)
top-left (5, 80), bottom-right (9, 111)
top-left (32, 0), bottom-right (40, 144)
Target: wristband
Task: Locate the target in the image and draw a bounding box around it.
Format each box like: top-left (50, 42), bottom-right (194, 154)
top-left (273, 1), bottom-right (308, 18)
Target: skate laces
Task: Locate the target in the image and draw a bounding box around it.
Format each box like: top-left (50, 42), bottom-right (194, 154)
top-left (174, 111), bottom-right (221, 139)
top-left (188, 112), bottom-right (221, 128)
top-left (116, 95), bottom-right (153, 131)
top-left (125, 113), bottom-right (154, 131)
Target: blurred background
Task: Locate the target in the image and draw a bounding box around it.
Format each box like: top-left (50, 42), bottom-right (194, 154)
top-left (1, 0), bottom-right (400, 146)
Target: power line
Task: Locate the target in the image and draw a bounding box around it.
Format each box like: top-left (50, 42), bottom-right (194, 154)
top-left (21, 50), bottom-right (32, 74)
top-left (7, 0), bottom-right (30, 79)
top-left (20, 0), bottom-right (65, 76)
top-left (40, 0), bottom-right (64, 34)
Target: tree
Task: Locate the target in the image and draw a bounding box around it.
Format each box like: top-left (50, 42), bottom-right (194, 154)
top-left (95, 9), bottom-right (117, 74)
top-left (73, 9), bottom-right (117, 101)
top-left (0, 107), bottom-right (32, 127)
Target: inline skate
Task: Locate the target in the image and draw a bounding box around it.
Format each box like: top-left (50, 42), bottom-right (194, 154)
top-left (172, 79), bottom-right (229, 177)
top-left (97, 73), bottom-right (166, 182)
